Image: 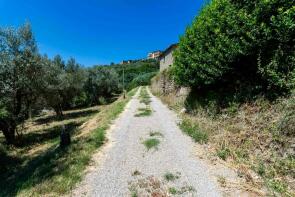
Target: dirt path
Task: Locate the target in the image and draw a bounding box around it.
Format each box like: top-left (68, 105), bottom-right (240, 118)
top-left (72, 88), bottom-right (222, 196)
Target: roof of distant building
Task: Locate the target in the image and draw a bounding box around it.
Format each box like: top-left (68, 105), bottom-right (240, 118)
top-left (159, 43), bottom-right (178, 59)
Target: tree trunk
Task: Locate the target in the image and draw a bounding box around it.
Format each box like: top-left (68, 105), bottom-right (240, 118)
top-left (60, 125), bottom-right (71, 148)
top-left (54, 105), bottom-right (63, 119)
top-left (28, 102), bottom-right (32, 120)
top-left (0, 119), bottom-right (16, 145)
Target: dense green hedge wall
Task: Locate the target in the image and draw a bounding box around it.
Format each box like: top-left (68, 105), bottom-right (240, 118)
top-left (172, 0), bottom-right (295, 94)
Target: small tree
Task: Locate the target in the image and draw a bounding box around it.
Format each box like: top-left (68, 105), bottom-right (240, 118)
top-left (85, 67), bottom-right (120, 105)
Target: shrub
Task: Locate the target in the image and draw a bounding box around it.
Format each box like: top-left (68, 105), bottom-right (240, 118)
top-left (128, 72), bottom-right (158, 90)
top-left (172, 0), bottom-right (295, 95)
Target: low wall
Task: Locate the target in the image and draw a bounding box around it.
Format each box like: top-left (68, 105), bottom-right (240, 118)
top-left (151, 70), bottom-right (190, 105)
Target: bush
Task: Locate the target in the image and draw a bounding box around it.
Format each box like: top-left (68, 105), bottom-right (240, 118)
top-left (172, 0), bottom-right (295, 95)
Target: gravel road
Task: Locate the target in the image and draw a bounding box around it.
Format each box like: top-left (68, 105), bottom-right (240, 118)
top-left (76, 88), bottom-right (222, 197)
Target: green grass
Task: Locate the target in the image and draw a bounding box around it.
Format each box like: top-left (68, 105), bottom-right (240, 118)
top-left (135, 107), bottom-right (152, 117)
top-left (179, 118), bottom-right (208, 144)
top-left (169, 187), bottom-right (177, 195)
top-left (216, 147), bottom-right (231, 161)
top-left (168, 186), bottom-right (195, 195)
top-left (131, 191), bottom-right (138, 197)
top-left (139, 87), bottom-right (151, 105)
top-left (143, 138), bottom-right (160, 150)
top-left (164, 172), bottom-right (180, 181)
top-left (0, 88), bottom-right (138, 196)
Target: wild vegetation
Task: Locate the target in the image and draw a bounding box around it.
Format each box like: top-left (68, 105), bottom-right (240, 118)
top-left (0, 23), bottom-right (157, 146)
top-left (0, 22), bottom-right (151, 196)
top-left (135, 87), bottom-right (153, 117)
top-left (102, 60), bottom-right (159, 91)
top-left (152, 0), bottom-right (295, 195)
top-left (143, 138), bottom-right (160, 151)
top-left (0, 87), bottom-right (138, 196)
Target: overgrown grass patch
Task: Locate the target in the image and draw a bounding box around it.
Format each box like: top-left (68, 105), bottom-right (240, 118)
top-left (169, 187), bottom-right (177, 195)
top-left (164, 172), bottom-right (180, 182)
top-left (135, 107), bottom-right (152, 117)
top-left (139, 87), bottom-right (151, 105)
top-left (179, 118), bottom-right (208, 144)
top-left (216, 147), bottom-right (231, 161)
top-left (143, 138), bottom-right (160, 151)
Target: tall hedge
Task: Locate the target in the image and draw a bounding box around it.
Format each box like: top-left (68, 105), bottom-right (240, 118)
top-left (172, 0), bottom-right (295, 93)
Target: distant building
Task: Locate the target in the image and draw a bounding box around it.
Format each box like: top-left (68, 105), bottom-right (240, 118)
top-left (159, 44), bottom-right (178, 71)
top-left (147, 51), bottom-right (162, 60)
top-left (120, 60), bottom-right (133, 65)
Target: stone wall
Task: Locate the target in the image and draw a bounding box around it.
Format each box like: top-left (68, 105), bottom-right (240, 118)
top-left (159, 51), bottom-right (174, 71)
top-left (151, 70), bottom-right (190, 102)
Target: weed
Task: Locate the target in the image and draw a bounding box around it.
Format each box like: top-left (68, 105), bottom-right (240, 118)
top-left (179, 186), bottom-right (195, 194)
top-left (169, 187), bottom-right (177, 194)
top-left (131, 190), bottom-right (138, 197)
top-left (217, 147), bottom-right (231, 161)
top-left (149, 131), bottom-right (163, 137)
top-left (135, 107), bottom-right (152, 117)
top-left (143, 138), bottom-right (160, 150)
top-left (139, 87), bottom-right (152, 105)
top-left (257, 162), bottom-right (266, 176)
top-left (267, 179), bottom-right (288, 194)
top-left (164, 172), bottom-right (180, 181)
top-left (217, 176), bottom-right (226, 187)
top-left (179, 119), bottom-right (208, 144)
top-left (132, 170), bottom-right (141, 176)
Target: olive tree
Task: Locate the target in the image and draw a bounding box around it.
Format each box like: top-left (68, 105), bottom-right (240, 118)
top-left (0, 23), bottom-right (40, 144)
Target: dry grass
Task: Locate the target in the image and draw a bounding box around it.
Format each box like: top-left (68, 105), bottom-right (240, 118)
top-left (0, 88), bottom-right (138, 196)
top-left (153, 89), bottom-right (295, 196)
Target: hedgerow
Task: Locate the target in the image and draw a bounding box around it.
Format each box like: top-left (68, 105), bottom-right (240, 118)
top-left (172, 0), bottom-right (295, 96)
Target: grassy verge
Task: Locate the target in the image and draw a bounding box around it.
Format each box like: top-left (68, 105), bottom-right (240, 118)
top-left (0, 88), bottom-right (138, 196)
top-left (151, 87), bottom-right (295, 196)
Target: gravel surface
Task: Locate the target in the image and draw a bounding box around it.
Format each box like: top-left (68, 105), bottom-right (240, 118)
top-left (76, 88), bottom-right (222, 197)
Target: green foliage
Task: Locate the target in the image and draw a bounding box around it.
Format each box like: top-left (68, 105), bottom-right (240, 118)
top-left (0, 22), bottom-right (40, 144)
top-left (143, 138), bottom-right (160, 150)
top-left (164, 172), bottom-right (180, 181)
top-left (0, 22), bottom-right (149, 145)
top-left (128, 72), bottom-right (157, 90)
top-left (84, 67), bottom-right (120, 105)
top-left (172, 0), bottom-right (295, 96)
top-left (217, 147), bottom-right (231, 161)
top-left (106, 60), bottom-right (159, 91)
top-left (134, 107), bottom-right (152, 117)
top-left (267, 179), bottom-right (289, 195)
top-left (179, 118), bottom-right (208, 144)
top-left (169, 187), bottom-right (177, 195)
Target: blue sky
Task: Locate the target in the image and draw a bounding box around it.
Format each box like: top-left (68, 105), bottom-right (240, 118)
top-left (0, 0), bottom-right (204, 66)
